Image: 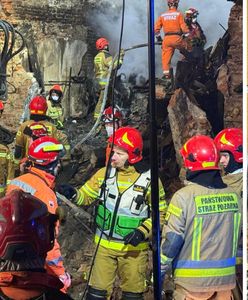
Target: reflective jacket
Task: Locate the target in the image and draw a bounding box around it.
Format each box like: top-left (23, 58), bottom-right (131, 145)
top-left (0, 271), bottom-right (73, 300)
top-left (155, 8), bottom-right (189, 36)
top-left (46, 100), bottom-right (65, 129)
top-left (161, 182), bottom-right (241, 292)
top-left (222, 169), bottom-right (243, 199)
top-left (94, 50), bottom-right (123, 87)
top-left (76, 165), bottom-right (167, 251)
top-left (222, 169), bottom-right (243, 266)
top-left (0, 144), bottom-right (15, 197)
top-left (14, 119), bottom-right (71, 165)
top-left (6, 168), bottom-right (69, 292)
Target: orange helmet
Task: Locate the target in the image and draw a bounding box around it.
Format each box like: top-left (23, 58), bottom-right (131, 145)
top-left (0, 190), bottom-right (56, 260)
top-left (0, 100), bottom-right (4, 112)
top-left (108, 127), bottom-right (143, 164)
top-left (28, 136), bottom-right (64, 166)
top-left (180, 135), bottom-right (219, 171)
top-left (96, 38), bottom-right (109, 50)
top-left (214, 128), bottom-right (243, 163)
top-left (29, 96), bottom-right (48, 115)
top-left (102, 106), bottom-right (123, 123)
top-left (49, 84), bottom-right (63, 97)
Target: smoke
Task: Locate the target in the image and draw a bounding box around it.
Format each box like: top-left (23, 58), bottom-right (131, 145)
top-left (89, 0), bottom-right (233, 79)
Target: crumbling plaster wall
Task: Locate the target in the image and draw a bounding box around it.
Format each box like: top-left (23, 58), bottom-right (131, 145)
top-left (0, 0), bottom-right (96, 131)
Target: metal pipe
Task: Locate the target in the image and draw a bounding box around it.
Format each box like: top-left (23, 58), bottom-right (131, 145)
top-left (147, 0), bottom-right (162, 299)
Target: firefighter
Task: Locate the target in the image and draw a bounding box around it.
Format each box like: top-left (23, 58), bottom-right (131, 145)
top-left (14, 95), bottom-right (71, 173)
top-left (102, 106), bottom-right (124, 137)
top-left (94, 37), bottom-right (125, 120)
top-left (214, 128), bottom-right (243, 300)
top-left (7, 136), bottom-right (71, 294)
top-left (161, 135), bottom-right (241, 299)
top-left (184, 8), bottom-right (206, 52)
top-left (0, 100), bottom-right (15, 197)
top-left (155, 0), bottom-right (189, 80)
top-left (57, 126), bottom-right (167, 300)
top-left (46, 84), bottom-right (65, 130)
top-left (0, 189), bottom-right (73, 300)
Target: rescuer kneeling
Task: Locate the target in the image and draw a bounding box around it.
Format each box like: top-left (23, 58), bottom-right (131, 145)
top-left (160, 135), bottom-right (241, 300)
top-left (57, 126), bottom-right (167, 300)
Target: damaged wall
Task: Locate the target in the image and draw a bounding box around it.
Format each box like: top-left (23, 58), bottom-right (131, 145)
top-left (216, 3), bottom-right (243, 128)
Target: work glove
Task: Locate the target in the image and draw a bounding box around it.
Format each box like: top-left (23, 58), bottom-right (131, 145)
top-left (156, 35), bottom-right (163, 43)
top-left (56, 184), bottom-right (77, 201)
top-left (123, 229), bottom-right (145, 247)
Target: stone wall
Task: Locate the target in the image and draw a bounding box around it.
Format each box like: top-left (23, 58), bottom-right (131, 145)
top-left (217, 3), bottom-right (243, 128)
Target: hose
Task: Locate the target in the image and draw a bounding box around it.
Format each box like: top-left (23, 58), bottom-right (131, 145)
top-left (0, 20), bottom-right (25, 101)
top-left (72, 42), bottom-right (162, 150)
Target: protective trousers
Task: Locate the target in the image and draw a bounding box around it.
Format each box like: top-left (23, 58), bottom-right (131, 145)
top-left (89, 245), bottom-right (148, 298)
top-left (161, 35), bottom-right (186, 74)
top-left (174, 285), bottom-right (233, 300)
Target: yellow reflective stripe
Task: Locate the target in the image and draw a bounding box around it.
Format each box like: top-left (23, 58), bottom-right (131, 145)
top-left (80, 183), bottom-right (98, 198)
top-left (232, 212), bottom-right (241, 257)
top-left (6, 180), bottom-right (11, 185)
top-left (192, 217), bottom-right (202, 261)
top-left (0, 186), bottom-right (5, 192)
top-left (159, 202), bottom-right (167, 210)
top-left (95, 235), bottom-right (148, 251)
top-left (0, 153), bottom-right (7, 158)
top-left (159, 187), bottom-right (165, 197)
top-left (143, 218), bottom-right (152, 228)
top-left (174, 266), bottom-right (235, 278)
top-left (76, 190), bottom-right (85, 206)
top-left (167, 203), bottom-right (182, 218)
top-left (161, 253), bottom-right (172, 264)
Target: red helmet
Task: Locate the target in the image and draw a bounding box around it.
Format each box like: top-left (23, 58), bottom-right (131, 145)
top-left (108, 127), bottom-right (143, 164)
top-left (180, 135), bottom-right (219, 171)
top-left (0, 101), bottom-right (4, 112)
top-left (0, 190), bottom-right (56, 260)
top-left (167, 0), bottom-right (179, 8)
top-left (185, 7), bottom-right (199, 18)
top-left (28, 136), bottom-right (64, 166)
top-left (96, 38), bottom-right (109, 50)
top-left (29, 122), bottom-right (48, 139)
top-left (214, 128), bottom-right (243, 163)
top-left (29, 96), bottom-right (48, 115)
top-left (102, 106), bottom-right (123, 123)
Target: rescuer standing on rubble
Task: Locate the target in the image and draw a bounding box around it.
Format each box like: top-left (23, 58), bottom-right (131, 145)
top-left (184, 8), bottom-right (206, 52)
top-left (0, 101), bottom-right (15, 196)
top-left (155, 0), bottom-right (189, 80)
top-left (57, 126), bottom-right (167, 300)
top-left (0, 189), bottom-right (73, 300)
top-left (7, 136), bottom-right (71, 294)
top-left (94, 38), bottom-right (125, 120)
top-left (161, 135), bottom-right (241, 299)
top-left (46, 84), bottom-right (65, 130)
top-left (102, 106), bottom-right (124, 137)
top-left (14, 95), bottom-right (71, 174)
top-left (214, 128), bottom-right (243, 300)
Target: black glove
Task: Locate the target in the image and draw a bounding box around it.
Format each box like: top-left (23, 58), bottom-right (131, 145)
top-left (123, 229), bottom-right (145, 247)
top-left (156, 35), bottom-right (163, 43)
top-left (56, 184), bottom-right (77, 200)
